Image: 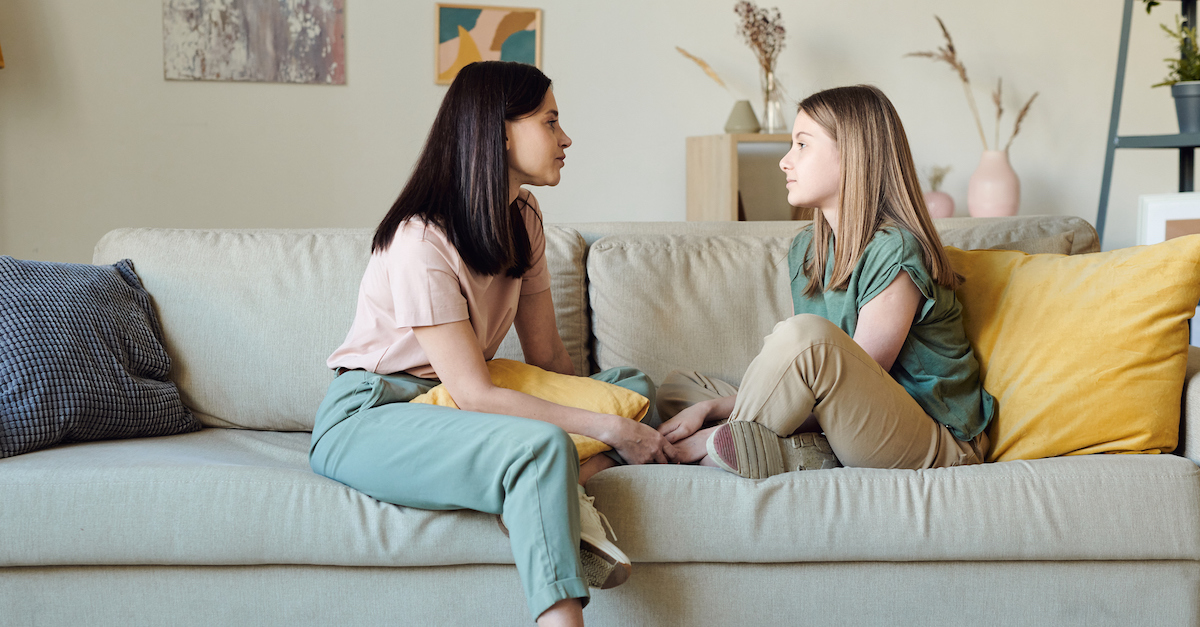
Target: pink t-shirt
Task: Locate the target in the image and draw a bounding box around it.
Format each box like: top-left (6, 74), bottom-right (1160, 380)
top-left (328, 192), bottom-right (551, 379)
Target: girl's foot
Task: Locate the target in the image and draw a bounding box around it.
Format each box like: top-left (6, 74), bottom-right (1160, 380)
top-left (706, 421), bottom-right (841, 479)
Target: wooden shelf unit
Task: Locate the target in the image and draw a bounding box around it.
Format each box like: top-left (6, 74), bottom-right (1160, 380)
top-left (686, 133), bottom-right (793, 221)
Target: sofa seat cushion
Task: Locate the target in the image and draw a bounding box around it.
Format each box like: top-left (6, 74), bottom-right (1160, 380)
top-left (0, 429), bottom-right (512, 568)
top-left (588, 457), bottom-right (1200, 563)
top-left (4, 429), bottom-right (1197, 568)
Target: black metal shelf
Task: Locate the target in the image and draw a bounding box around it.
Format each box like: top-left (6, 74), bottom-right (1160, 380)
top-left (1115, 133), bottom-right (1200, 148)
top-left (1097, 0), bottom-right (1198, 240)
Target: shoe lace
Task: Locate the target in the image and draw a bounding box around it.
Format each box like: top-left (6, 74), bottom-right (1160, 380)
top-left (580, 491), bottom-right (618, 542)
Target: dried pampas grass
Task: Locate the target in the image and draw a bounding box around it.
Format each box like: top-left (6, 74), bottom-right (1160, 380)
top-left (908, 16), bottom-right (1037, 153)
top-left (992, 79), bottom-right (1003, 150)
top-left (676, 46), bottom-right (729, 91)
top-left (928, 165), bottom-right (952, 192)
top-left (1005, 93), bottom-right (1039, 152)
top-left (907, 16), bottom-right (988, 151)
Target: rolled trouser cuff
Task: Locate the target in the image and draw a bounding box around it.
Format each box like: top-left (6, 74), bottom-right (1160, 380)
top-left (528, 576), bottom-right (590, 620)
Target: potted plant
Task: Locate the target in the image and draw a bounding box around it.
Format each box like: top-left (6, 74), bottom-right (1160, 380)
top-left (1153, 16), bottom-right (1200, 134)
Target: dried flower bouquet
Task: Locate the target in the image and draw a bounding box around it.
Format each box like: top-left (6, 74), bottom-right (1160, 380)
top-left (907, 16), bottom-right (1037, 153)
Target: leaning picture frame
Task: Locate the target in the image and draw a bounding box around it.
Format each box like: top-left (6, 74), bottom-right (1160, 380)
top-left (1138, 192), bottom-right (1200, 346)
top-left (1138, 192), bottom-right (1200, 245)
top-left (436, 4), bottom-right (542, 85)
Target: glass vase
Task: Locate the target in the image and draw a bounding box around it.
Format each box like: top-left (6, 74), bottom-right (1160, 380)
top-left (761, 70), bottom-right (787, 134)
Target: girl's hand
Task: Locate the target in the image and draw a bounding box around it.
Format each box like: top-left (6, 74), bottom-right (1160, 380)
top-left (657, 401), bottom-right (710, 444)
top-left (673, 426), bottom-right (720, 464)
top-left (604, 416), bottom-right (677, 465)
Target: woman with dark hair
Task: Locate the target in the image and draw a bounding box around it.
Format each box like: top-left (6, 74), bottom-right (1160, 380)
top-left (309, 61), bottom-right (676, 626)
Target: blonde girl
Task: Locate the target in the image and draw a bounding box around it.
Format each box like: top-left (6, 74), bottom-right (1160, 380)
top-left (657, 84), bottom-right (995, 476)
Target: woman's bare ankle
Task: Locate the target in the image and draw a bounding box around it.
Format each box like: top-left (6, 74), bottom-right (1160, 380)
top-left (537, 598), bottom-right (584, 627)
top-left (579, 454), bottom-right (617, 485)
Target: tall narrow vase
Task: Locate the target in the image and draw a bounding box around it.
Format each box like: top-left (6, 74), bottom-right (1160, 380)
top-left (762, 70), bottom-right (787, 134)
top-left (967, 150), bottom-right (1020, 217)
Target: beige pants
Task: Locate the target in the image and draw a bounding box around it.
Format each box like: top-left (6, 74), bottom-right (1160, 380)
top-left (659, 314), bottom-right (988, 470)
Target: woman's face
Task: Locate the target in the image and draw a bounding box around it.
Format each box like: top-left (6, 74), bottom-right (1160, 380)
top-left (506, 90), bottom-right (572, 189)
top-left (779, 110), bottom-right (841, 214)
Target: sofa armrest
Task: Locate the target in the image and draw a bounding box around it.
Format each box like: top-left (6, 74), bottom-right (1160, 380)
top-left (1180, 346), bottom-right (1200, 463)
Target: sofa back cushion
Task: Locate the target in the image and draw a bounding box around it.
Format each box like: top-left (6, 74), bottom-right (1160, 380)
top-left (589, 235), bottom-right (794, 385)
top-left (91, 216), bottom-right (1094, 428)
top-left (93, 227), bottom-right (589, 430)
top-left (586, 216), bottom-right (1097, 385)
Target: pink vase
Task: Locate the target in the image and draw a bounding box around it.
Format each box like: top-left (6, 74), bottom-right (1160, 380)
top-left (923, 191), bottom-right (955, 218)
top-left (967, 150), bottom-right (1020, 217)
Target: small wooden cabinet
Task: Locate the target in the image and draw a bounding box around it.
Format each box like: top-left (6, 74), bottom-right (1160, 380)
top-left (686, 133), bottom-right (809, 221)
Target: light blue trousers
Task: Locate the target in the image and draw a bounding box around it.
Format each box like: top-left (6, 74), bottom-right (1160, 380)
top-left (309, 366), bottom-right (656, 620)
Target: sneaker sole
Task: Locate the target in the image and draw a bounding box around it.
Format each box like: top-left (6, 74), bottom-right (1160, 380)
top-left (707, 421), bottom-right (840, 479)
top-left (580, 539), bottom-right (631, 589)
top-left (501, 514), bottom-right (631, 589)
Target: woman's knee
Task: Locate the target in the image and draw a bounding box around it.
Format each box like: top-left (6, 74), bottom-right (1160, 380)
top-left (597, 366), bottom-right (655, 398)
top-left (521, 420), bottom-right (579, 466)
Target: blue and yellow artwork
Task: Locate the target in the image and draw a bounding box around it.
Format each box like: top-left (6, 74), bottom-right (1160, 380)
top-left (436, 4), bottom-right (541, 84)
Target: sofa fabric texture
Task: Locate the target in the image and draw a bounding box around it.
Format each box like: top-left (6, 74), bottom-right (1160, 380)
top-left (0, 257), bottom-right (198, 458)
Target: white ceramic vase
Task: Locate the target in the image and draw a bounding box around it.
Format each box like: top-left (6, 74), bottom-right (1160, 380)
top-left (967, 150), bottom-right (1020, 217)
top-left (923, 191), bottom-right (955, 218)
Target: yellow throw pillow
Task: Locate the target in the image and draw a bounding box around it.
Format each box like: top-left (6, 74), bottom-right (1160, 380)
top-left (946, 235), bottom-right (1200, 462)
top-left (408, 359), bottom-right (649, 463)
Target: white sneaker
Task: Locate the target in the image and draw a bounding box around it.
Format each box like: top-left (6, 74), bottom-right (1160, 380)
top-left (577, 485), bottom-right (631, 589)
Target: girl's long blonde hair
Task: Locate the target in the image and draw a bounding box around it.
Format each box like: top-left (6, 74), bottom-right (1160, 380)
top-left (799, 85), bottom-right (961, 297)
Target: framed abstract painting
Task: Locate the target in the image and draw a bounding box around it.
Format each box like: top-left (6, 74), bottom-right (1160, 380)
top-left (436, 4), bottom-right (541, 84)
top-left (163, 0), bottom-right (346, 84)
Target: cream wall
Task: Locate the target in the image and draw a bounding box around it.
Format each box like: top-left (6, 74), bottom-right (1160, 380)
top-left (0, 0), bottom-right (1185, 262)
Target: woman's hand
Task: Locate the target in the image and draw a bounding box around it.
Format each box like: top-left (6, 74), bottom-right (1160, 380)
top-left (603, 416), bottom-right (678, 465)
top-left (657, 401), bottom-right (710, 444)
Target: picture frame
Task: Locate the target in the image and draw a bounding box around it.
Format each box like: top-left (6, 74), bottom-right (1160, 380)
top-left (1138, 192), bottom-right (1200, 346)
top-left (162, 0), bottom-right (346, 85)
top-left (1137, 192), bottom-right (1200, 245)
top-left (436, 4), bottom-right (542, 85)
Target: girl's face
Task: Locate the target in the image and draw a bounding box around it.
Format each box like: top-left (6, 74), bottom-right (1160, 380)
top-left (779, 110), bottom-right (841, 215)
top-left (506, 90), bottom-right (572, 189)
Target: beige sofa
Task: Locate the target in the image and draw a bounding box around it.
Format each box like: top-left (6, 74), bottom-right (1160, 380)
top-left (4, 216), bottom-right (1199, 626)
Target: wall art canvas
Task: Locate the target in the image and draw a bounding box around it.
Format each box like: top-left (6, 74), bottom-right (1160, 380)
top-left (163, 0), bottom-right (346, 84)
top-left (436, 4), bottom-right (541, 85)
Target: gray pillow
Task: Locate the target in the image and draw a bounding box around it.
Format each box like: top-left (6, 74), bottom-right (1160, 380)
top-left (0, 257), bottom-right (200, 458)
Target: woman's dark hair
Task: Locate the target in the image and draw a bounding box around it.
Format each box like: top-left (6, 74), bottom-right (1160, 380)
top-left (372, 61), bottom-right (552, 278)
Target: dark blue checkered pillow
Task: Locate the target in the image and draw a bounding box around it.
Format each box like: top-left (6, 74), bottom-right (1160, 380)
top-left (0, 257), bottom-right (199, 458)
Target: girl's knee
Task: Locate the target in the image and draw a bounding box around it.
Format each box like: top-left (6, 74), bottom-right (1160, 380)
top-left (770, 314), bottom-right (845, 347)
top-left (661, 370), bottom-right (703, 389)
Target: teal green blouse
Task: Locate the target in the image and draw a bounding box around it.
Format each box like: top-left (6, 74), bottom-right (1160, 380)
top-left (787, 226), bottom-right (996, 441)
